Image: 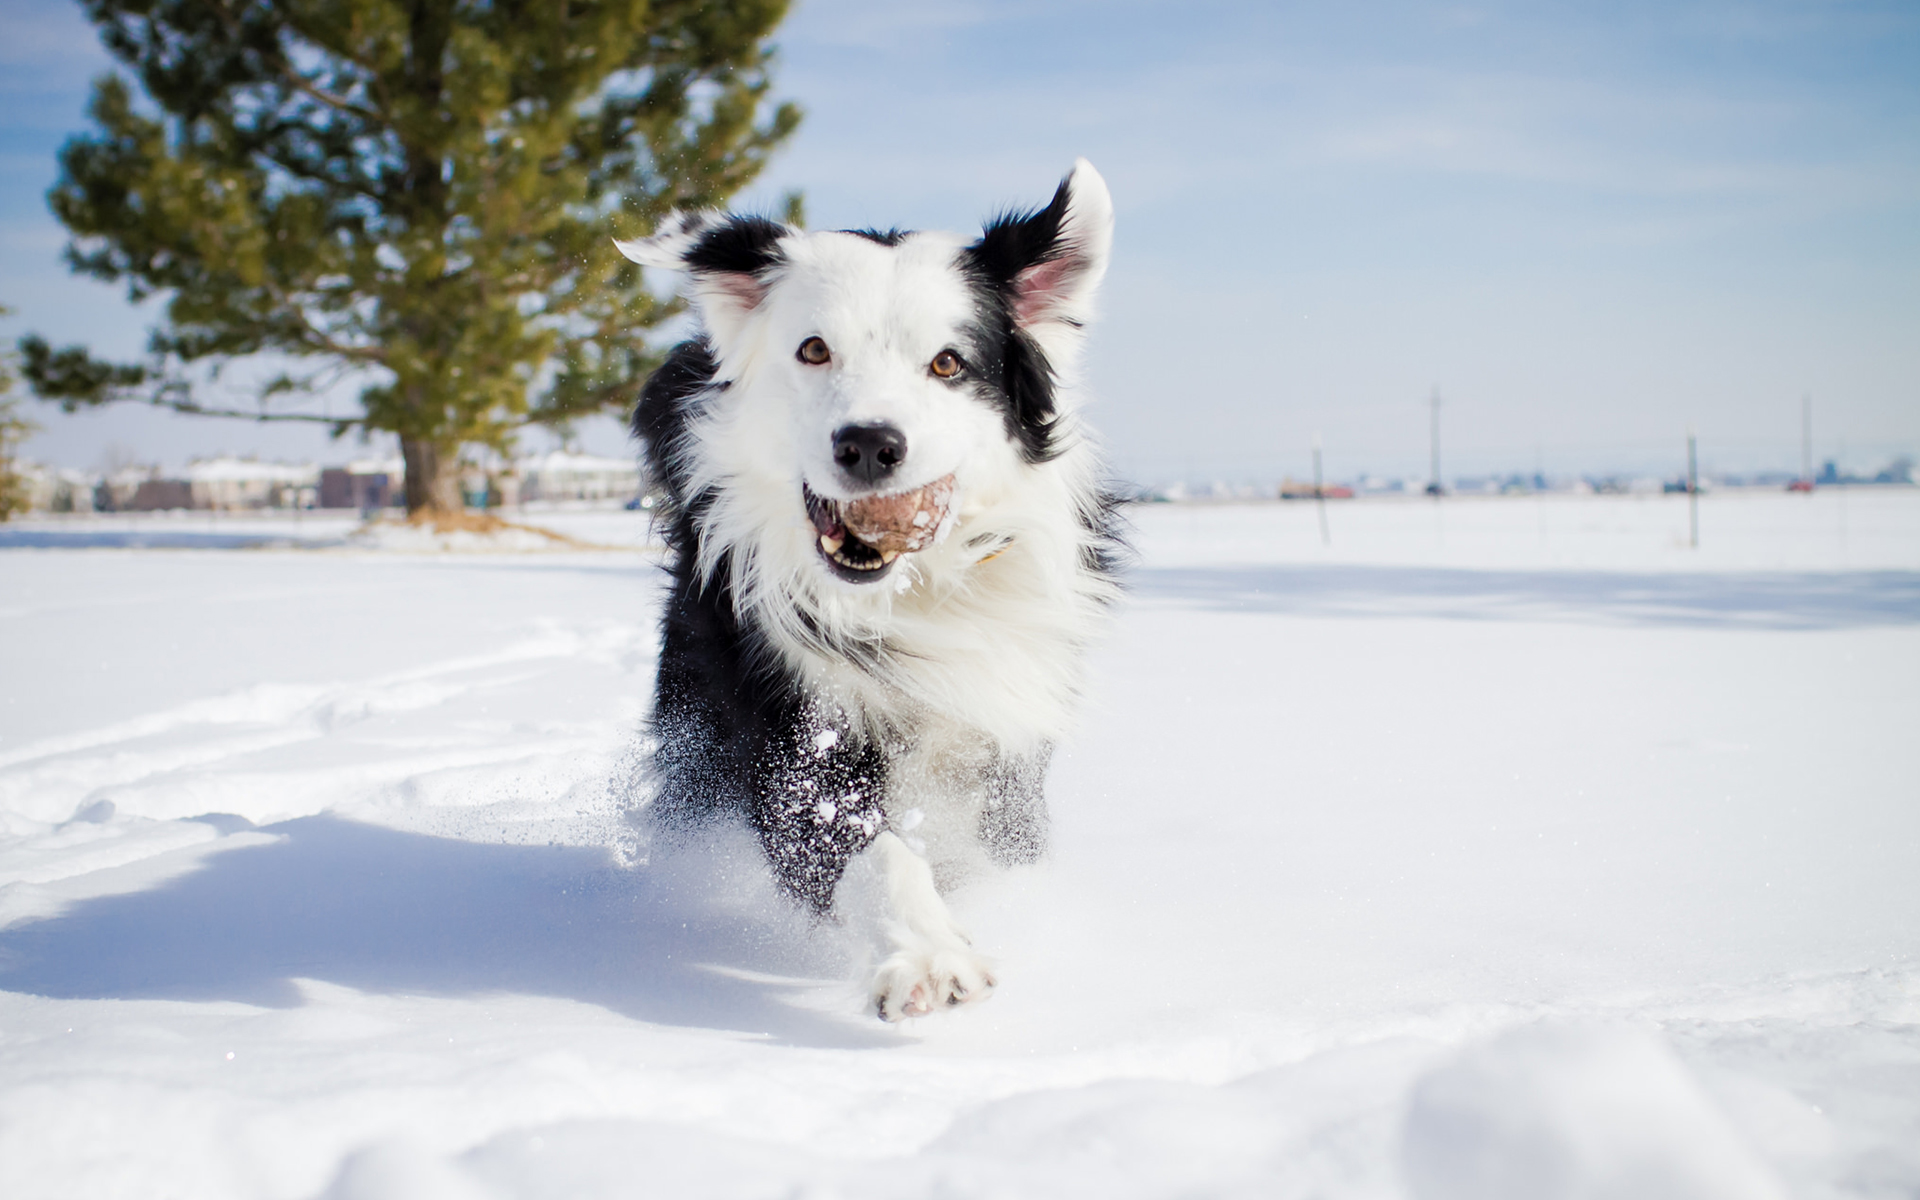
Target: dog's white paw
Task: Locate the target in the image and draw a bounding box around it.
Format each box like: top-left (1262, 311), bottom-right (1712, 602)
top-left (871, 944), bottom-right (996, 1022)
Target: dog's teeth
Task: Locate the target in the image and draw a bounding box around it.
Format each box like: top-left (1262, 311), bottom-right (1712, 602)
top-left (879, 549), bottom-right (899, 564)
top-left (820, 533), bottom-right (844, 555)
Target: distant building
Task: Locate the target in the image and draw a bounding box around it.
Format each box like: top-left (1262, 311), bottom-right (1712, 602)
top-left (130, 478), bottom-right (195, 510)
top-left (18, 463), bottom-right (98, 513)
top-left (1875, 457), bottom-right (1914, 485)
top-left (319, 458), bottom-right (403, 510)
top-left (183, 457), bottom-right (318, 510)
top-left (1278, 479), bottom-right (1354, 499)
top-left (516, 450), bottom-right (641, 503)
top-left (1811, 457), bottom-right (1915, 487)
top-left (96, 466), bottom-right (155, 511)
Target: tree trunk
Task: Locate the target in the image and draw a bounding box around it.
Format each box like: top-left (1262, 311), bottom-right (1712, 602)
top-left (400, 438), bottom-right (462, 516)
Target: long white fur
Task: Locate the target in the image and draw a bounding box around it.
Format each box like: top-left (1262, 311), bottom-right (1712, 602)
top-left (620, 161), bottom-right (1117, 1014)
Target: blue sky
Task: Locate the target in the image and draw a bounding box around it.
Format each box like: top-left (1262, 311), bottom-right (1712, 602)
top-left (3, 0), bottom-right (1916, 482)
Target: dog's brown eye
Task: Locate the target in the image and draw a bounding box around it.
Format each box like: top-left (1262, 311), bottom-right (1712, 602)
top-left (930, 349), bottom-right (963, 379)
top-left (797, 336), bottom-right (831, 365)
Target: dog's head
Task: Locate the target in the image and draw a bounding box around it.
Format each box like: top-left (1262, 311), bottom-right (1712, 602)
top-left (619, 160), bottom-right (1112, 589)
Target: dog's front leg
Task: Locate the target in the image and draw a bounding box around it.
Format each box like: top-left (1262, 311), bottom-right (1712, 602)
top-left (862, 831), bottom-right (997, 1021)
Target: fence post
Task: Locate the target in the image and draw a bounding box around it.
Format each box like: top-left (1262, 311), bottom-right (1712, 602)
top-left (1687, 427), bottom-right (1699, 549)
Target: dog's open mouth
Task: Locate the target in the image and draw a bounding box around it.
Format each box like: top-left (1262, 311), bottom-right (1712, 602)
top-left (804, 474), bottom-right (957, 583)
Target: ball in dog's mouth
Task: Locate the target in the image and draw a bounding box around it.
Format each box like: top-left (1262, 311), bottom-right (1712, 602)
top-left (805, 474), bottom-right (957, 583)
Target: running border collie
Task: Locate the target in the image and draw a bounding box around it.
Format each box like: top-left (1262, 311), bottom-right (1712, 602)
top-left (617, 160), bottom-right (1124, 1020)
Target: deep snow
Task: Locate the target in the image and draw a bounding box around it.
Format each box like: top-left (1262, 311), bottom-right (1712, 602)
top-left (1, 489), bottom-right (1916, 1199)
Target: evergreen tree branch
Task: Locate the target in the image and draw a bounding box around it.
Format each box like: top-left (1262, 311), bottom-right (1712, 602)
top-left (164, 400), bottom-right (360, 425)
top-left (48, 0), bottom-right (802, 512)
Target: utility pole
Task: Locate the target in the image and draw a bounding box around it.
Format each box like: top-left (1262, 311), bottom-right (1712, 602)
top-left (1801, 393), bottom-right (1813, 489)
top-left (1427, 387), bottom-right (1443, 498)
top-left (1312, 433), bottom-right (1330, 546)
top-left (1687, 426), bottom-right (1699, 549)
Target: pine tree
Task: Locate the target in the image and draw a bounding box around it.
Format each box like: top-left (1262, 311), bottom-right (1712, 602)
top-left (1, 306), bottom-right (39, 522)
top-left (22, 0), bottom-right (800, 517)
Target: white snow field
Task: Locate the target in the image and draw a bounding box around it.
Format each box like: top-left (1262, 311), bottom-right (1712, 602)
top-left (1, 489), bottom-right (1916, 1200)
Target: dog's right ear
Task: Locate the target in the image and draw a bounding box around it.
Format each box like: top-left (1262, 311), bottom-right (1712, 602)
top-left (612, 211), bottom-right (721, 272)
top-left (967, 159), bottom-right (1114, 356)
top-left (615, 213), bottom-right (790, 342)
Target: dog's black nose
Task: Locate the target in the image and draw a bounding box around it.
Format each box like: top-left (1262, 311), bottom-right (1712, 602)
top-left (832, 423), bottom-right (908, 486)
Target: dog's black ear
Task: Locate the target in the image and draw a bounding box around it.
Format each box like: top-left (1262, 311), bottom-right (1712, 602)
top-left (967, 159), bottom-right (1113, 345)
top-left (615, 212), bottom-right (791, 343)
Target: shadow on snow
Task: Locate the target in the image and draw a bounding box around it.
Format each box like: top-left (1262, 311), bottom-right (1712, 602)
top-left (1135, 565), bottom-right (1920, 630)
top-left (0, 814), bottom-right (889, 1048)
top-left (0, 530), bottom-right (346, 550)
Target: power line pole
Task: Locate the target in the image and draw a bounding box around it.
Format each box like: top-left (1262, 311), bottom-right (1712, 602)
top-left (1687, 426), bottom-right (1699, 549)
top-left (1312, 433), bottom-right (1330, 546)
top-left (1801, 393), bottom-right (1813, 489)
top-left (1427, 387), bottom-right (1443, 498)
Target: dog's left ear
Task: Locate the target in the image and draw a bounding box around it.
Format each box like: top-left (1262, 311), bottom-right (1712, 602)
top-left (968, 159), bottom-right (1114, 339)
top-left (615, 212), bottom-right (790, 340)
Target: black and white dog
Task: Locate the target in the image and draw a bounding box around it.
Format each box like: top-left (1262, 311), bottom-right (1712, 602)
top-left (617, 160), bottom-right (1124, 1020)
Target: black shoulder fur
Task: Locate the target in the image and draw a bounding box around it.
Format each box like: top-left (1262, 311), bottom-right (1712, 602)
top-left (633, 337), bottom-right (890, 912)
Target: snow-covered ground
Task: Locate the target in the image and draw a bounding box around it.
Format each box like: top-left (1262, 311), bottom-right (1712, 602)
top-left (0, 505), bottom-right (656, 553)
top-left (1, 489), bottom-right (1915, 1199)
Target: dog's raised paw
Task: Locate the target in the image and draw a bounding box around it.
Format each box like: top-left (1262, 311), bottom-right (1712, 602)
top-left (871, 948), bottom-right (996, 1022)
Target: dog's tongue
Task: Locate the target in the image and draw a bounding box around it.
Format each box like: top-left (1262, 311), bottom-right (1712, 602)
top-left (842, 474), bottom-right (956, 555)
